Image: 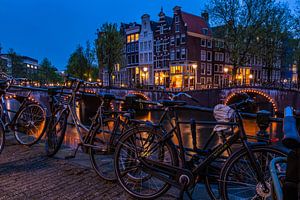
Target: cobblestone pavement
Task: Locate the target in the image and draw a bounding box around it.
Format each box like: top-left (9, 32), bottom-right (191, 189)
top-left (0, 135), bottom-right (182, 200)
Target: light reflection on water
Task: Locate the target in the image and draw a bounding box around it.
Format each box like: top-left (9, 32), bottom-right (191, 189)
top-left (63, 109), bottom-right (282, 150)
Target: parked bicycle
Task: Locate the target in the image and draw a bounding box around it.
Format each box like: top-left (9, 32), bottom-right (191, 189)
top-left (0, 73), bottom-right (46, 147)
top-left (114, 94), bottom-right (287, 199)
top-left (270, 107), bottom-right (300, 200)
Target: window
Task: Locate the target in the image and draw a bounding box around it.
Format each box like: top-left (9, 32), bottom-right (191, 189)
top-left (225, 53), bottom-right (230, 63)
top-left (127, 35), bottom-right (131, 43)
top-left (175, 16), bottom-right (179, 23)
top-left (215, 52), bottom-right (219, 61)
top-left (219, 41), bottom-right (224, 48)
top-left (135, 55), bottom-right (139, 63)
top-left (176, 35), bottom-right (180, 46)
top-left (203, 28), bottom-right (208, 35)
top-left (219, 65), bottom-right (223, 72)
top-left (143, 42), bottom-right (147, 51)
top-left (140, 53), bottom-right (144, 63)
top-left (144, 31), bottom-right (147, 37)
top-left (181, 34), bottom-right (186, 43)
top-left (214, 75), bottom-right (219, 84)
top-left (144, 53), bottom-right (148, 62)
top-left (214, 64), bottom-right (219, 72)
top-left (201, 63), bottom-right (206, 75)
top-left (156, 40), bottom-right (160, 52)
top-left (130, 35), bottom-right (135, 42)
top-left (215, 41), bottom-right (219, 48)
top-left (170, 50), bottom-right (175, 60)
top-left (201, 39), bottom-right (206, 47)
top-left (207, 77), bottom-right (212, 84)
top-left (201, 50), bottom-right (206, 61)
top-left (148, 41), bottom-right (152, 50)
top-left (176, 49), bottom-right (181, 60)
top-left (127, 56), bottom-right (131, 64)
top-left (170, 36), bottom-right (175, 45)
top-left (207, 64), bottom-right (212, 75)
top-left (135, 34), bottom-right (139, 41)
top-left (140, 43), bottom-right (143, 51)
top-left (175, 25), bottom-right (180, 32)
top-left (127, 45), bottom-right (130, 53)
top-left (207, 40), bottom-right (212, 48)
top-left (160, 26), bottom-right (164, 34)
top-left (200, 77), bottom-right (205, 85)
top-left (207, 51), bottom-right (212, 61)
top-left (163, 40), bottom-right (167, 51)
top-left (135, 43), bottom-right (138, 51)
top-left (181, 48), bottom-right (186, 59)
top-left (149, 53), bottom-right (152, 62)
top-left (219, 53), bottom-right (224, 61)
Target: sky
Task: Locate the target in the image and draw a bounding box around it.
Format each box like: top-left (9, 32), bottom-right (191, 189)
top-left (0, 0), bottom-right (297, 70)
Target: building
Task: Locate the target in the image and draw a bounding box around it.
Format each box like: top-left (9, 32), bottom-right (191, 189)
top-left (169, 6), bottom-right (212, 90)
top-left (153, 8), bottom-right (173, 88)
top-left (0, 54), bottom-right (39, 78)
top-left (124, 23), bottom-right (141, 87)
top-left (138, 14), bottom-right (157, 87)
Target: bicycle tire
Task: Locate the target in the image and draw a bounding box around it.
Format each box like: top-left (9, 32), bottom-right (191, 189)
top-left (219, 146), bottom-right (287, 200)
top-left (89, 117), bottom-right (126, 181)
top-left (14, 103), bottom-right (46, 146)
top-left (45, 109), bottom-right (68, 157)
top-left (114, 126), bottom-right (179, 199)
top-left (0, 119), bottom-right (5, 154)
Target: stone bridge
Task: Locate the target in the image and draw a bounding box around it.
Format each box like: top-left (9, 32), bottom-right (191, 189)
top-left (98, 86), bottom-right (300, 113)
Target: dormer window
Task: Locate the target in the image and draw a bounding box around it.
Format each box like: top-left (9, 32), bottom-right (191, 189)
top-left (175, 16), bottom-right (179, 23)
top-left (203, 28), bottom-right (208, 35)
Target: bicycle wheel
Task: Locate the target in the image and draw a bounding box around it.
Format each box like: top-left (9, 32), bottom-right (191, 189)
top-left (89, 117), bottom-right (125, 181)
top-left (114, 126), bottom-right (179, 199)
top-left (14, 103), bottom-right (46, 146)
top-left (45, 109), bottom-right (68, 157)
top-left (219, 146), bottom-right (287, 200)
top-left (0, 119), bottom-right (5, 154)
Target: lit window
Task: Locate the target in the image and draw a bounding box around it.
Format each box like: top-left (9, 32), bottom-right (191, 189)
top-left (135, 34), bottom-right (139, 41)
top-left (130, 35), bottom-right (135, 42)
top-left (127, 35), bottom-right (131, 43)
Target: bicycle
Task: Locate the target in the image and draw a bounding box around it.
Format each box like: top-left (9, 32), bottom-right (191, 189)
top-left (114, 95), bottom-right (287, 199)
top-left (0, 73), bottom-right (46, 146)
top-left (44, 76), bottom-right (141, 181)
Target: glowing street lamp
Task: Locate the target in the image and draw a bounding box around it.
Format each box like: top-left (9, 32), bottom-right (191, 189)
top-left (143, 67), bottom-right (148, 72)
top-left (224, 67), bottom-right (229, 73)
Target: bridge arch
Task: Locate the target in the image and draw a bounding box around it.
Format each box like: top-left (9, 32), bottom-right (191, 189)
top-left (129, 92), bottom-right (150, 101)
top-left (223, 89), bottom-right (278, 113)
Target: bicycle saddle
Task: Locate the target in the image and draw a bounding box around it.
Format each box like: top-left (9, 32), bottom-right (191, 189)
top-left (159, 100), bottom-right (186, 107)
top-left (282, 107), bottom-right (300, 149)
top-left (97, 92), bottom-right (115, 100)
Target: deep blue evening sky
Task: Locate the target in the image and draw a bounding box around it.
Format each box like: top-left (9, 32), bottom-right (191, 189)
top-left (0, 0), bottom-right (297, 70)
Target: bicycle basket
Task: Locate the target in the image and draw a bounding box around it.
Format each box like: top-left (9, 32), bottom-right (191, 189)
top-left (213, 104), bottom-right (235, 133)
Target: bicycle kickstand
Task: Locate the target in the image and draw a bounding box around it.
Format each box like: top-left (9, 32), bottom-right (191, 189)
top-left (65, 144), bottom-right (80, 159)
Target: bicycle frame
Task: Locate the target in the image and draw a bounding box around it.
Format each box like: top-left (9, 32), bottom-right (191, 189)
top-left (139, 105), bottom-right (271, 190)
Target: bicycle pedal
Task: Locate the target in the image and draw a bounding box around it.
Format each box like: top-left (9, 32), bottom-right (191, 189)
top-left (64, 155), bottom-right (76, 159)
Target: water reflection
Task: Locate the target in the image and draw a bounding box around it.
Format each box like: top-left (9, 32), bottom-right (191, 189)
top-left (64, 109), bottom-right (282, 150)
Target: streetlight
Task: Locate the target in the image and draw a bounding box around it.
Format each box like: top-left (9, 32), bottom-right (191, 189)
top-left (192, 64), bottom-right (197, 90)
top-left (224, 67), bottom-right (229, 87)
top-left (249, 74), bottom-right (253, 85)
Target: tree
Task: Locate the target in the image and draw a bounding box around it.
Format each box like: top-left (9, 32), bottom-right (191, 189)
top-left (257, 3), bottom-right (291, 82)
top-left (95, 23), bottom-right (123, 87)
top-left (39, 58), bottom-right (62, 84)
top-left (208, 0), bottom-right (283, 83)
top-left (7, 49), bottom-right (25, 78)
top-left (85, 40), bottom-right (96, 80)
top-left (66, 45), bottom-right (88, 80)
top-left (0, 44), bottom-right (7, 73)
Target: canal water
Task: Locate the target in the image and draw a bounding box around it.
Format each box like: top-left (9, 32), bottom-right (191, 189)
top-left (4, 98), bottom-right (282, 150)
top-left (63, 109), bottom-right (282, 150)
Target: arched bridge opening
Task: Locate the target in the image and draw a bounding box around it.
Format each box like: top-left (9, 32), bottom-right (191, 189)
top-left (224, 89), bottom-right (278, 114)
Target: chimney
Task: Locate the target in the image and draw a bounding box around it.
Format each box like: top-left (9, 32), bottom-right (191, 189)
top-left (201, 11), bottom-right (209, 23)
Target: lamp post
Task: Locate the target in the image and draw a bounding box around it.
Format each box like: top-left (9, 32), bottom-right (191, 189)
top-left (224, 67), bottom-right (229, 87)
top-left (249, 74), bottom-right (253, 86)
top-left (192, 64), bottom-right (197, 90)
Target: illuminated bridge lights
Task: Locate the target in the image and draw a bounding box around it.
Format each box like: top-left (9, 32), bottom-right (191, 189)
top-left (224, 89), bottom-right (278, 112)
